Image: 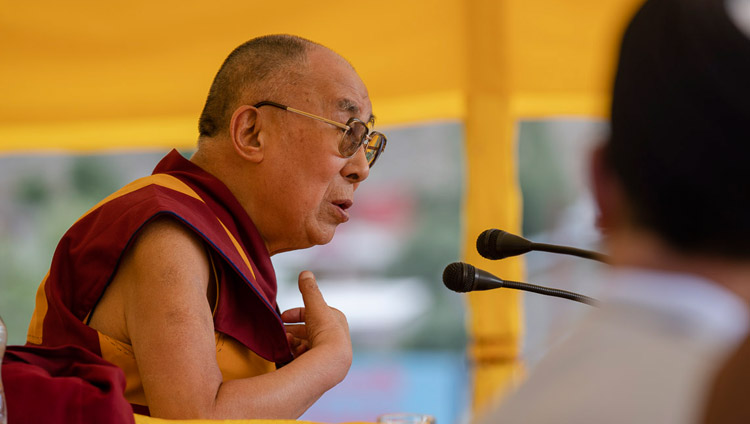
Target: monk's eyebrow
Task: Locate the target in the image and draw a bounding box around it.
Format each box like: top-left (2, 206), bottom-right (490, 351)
top-left (337, 98), bottom-right (360, 115)
top-left (338, 98), bottom-right (375, 124)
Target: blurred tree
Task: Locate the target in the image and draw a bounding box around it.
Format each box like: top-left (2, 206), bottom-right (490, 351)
top-left (384, 192), bottom-right (466, 350)
top-left (71, 156), bottom-right (119, 200)
top-left (13, 174), bottom-right (51, 208)
top-left (519, 121), bottom-right (575, 236)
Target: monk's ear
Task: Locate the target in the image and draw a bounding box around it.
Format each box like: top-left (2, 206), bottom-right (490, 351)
top-left (591, 142), bottom-right (625, 233)
top-left (229, 105), bottom-right (264, 163)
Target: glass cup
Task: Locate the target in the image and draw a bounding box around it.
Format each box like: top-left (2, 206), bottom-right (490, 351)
top-left (377, 413), bottom-right (436, 424)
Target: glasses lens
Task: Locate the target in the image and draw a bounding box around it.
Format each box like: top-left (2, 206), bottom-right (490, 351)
top-left (365, 132), bottom-right (386, 167)
top-left (339, 121), bottom-right (368, 157)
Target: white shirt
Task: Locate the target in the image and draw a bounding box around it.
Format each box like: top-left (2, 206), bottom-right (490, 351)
top-left (478, 268), bottom-right (749, 424)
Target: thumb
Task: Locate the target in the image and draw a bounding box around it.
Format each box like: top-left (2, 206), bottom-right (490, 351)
top-left (298, 270), bottom-right (327, 315)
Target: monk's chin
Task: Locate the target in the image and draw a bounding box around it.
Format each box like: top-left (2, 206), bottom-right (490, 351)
top-left (309, 225), bottom-right (338, 247)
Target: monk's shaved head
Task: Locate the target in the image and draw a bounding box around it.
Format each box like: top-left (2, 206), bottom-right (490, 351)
top-left (198, 34), bottom-right (320, 137)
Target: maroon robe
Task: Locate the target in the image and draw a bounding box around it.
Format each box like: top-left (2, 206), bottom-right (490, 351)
top-left (24, 150), bottom-right (293, 414)
top-left (2, 344), bottom-right (135, 424)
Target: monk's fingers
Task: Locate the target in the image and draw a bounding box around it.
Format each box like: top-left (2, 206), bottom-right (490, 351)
top-left (284, 324), bottom-right (308, 339)
top-left (281, 307), bottom-right (305, 323)
top-left (294, 340), bottom-right (310, 356)
top-left (285, 329), bottom-right (310, 357)
top-left (298, 271), bottom-right (328, 315)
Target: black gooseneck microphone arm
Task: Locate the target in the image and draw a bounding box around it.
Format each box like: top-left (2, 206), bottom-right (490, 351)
top-left (442, 262), bottom-right (599, 306)
top-left (500, 279), bottom-right (598, 306)
top-left (531, 242), bottom-right (607, 262)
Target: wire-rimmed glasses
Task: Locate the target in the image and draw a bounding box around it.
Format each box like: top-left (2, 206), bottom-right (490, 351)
top-left (254, 101), bottom-right (387, 167)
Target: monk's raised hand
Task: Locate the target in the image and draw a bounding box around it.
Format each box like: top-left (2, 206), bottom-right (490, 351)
top-left (280, 271), bottom-right (352, 373)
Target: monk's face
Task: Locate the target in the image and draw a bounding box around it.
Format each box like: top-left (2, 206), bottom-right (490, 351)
top-left (258, 47), bottom-right (372, 253)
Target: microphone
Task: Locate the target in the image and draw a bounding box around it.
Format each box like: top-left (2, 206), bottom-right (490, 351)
top-left (477, 229), bottom-right (609, 263)
top-left (442, 262), bottom-right (598, 306)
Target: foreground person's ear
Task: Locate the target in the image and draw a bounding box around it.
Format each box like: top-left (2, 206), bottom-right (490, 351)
top-left (591, 142), bottom-right (627, 234)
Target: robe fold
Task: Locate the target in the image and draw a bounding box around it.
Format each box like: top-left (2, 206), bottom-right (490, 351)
top-left (2, 344), bottom-right (135, 424)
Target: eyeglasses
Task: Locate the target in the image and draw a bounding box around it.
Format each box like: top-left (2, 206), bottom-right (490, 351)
top-left (254, 101), bottom-right (387, 168)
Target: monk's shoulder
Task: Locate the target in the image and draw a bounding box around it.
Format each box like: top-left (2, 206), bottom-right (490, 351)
top-left (89, 216), bottom-right (212, 343)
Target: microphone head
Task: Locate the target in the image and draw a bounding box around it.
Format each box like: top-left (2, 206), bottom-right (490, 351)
top-left (476, 229), bottom-right (500, 259)
top-left (476, 229), bottom-right (532, 260)
top-left (442, 262), bottom-right (475, 293)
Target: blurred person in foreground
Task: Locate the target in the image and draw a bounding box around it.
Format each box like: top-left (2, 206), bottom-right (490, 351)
top-left (703, 334), bottom-right (750, 423)
top-left (22, 34), bottom-right (387, 419)
top-left (479, 0), bottom-right (750, 422)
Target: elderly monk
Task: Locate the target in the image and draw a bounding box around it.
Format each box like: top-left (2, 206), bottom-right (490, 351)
top-left (25, 34), bottom-right (387, 419)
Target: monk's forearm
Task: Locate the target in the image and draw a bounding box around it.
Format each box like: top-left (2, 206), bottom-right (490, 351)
top-left (209, 344), bottom-right (351, 419)
top-left (142, 268), bottom-right (353, 420)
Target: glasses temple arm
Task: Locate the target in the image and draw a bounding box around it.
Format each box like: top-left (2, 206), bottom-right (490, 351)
top-left (285, 106), bottom-right (351, 131)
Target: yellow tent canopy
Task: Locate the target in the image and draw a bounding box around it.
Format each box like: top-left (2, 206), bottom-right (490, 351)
top-left (0, 0), bottom-right (642, 413)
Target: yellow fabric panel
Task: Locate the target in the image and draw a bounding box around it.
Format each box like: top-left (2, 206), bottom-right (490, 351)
top-left (371, 90), bottom-right (467, 127)
top-left (463, 0), bottom-right (526, 413)
top-left (0, 90), bottom-right (468, 153)
top-left (504, 0), bottom-right (642, 97)
top-left (509, 93), bottom-right (611, 120)
top-left (0, 0), bottom-right (640, 153)
top-left (26, 272), bottom-right (50, 344)
top-left (134, 416), bottom-right (373, 424)
top-left (0, 0), bottom-right (466, 152)
top-left (461, 94), bottom-right (525, 411)
top-left (471, 363), bottom-right (525, 420)
top-left (99, 332), bottom-right (149, 407)
top-left (216, 220), bottom-right (257, 282)
top-left (0, 117), bottom-right (198, 153)
top-left (79, 174), bottom-right (203, 221)
top-left (214, 332), bottom-right (275, 382)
